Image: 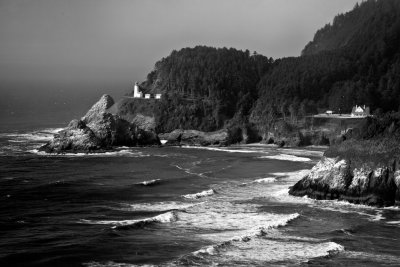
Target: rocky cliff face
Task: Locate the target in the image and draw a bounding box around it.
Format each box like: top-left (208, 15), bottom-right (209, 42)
top-left (82, 94), bottom-right (115, 123)
top-left (289, 157), bottom-right (400, 206)
top-left (159, 129), bottom-right (231, 146)
top-left (40, 95), bottom-right (160, 153)
top-left (40, 119), bottom-right (102, 153)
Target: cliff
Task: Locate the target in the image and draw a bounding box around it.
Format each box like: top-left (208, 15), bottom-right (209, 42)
top-left (289, 114), bottom-right (400, 206)
top-left (40, 95), bottom-right (160, 153)
top-left (289, 157), bottom-right (400, 207)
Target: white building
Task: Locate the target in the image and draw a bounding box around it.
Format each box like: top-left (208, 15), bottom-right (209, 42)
top-left (133, 82), bottom-right (143, 98)
top-left (351, 105), bottom-right (370, 117)
top-left (132, 81), bottom-right (162, 99)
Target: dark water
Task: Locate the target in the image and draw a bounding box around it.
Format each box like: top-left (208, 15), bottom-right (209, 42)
top-left (1, 124), bottom-right (400, 266)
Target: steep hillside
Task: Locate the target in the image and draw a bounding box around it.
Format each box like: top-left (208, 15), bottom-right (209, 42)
top-left (139, 46), bottom-right (273, 133)
top-left (251, 0), bottom-right (400, 137)
top-left (104, 0), bottom-right (400, 145)
top-left (302, 0), bottom-right (400, 57)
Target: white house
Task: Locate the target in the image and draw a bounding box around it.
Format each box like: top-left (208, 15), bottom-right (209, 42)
top-left (145, 94), bottom-right (151, 99)
top-left (155, 94), bottom-right (162, 99)
top-left (351, 105), bottom-right (370, 117)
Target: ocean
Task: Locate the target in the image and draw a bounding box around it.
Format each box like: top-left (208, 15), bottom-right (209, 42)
top-left (1, 123), bottom-right (400, 266)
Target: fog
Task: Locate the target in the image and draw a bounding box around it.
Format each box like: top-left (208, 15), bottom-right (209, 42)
top-left (0, 0), bottom-right (360, 125)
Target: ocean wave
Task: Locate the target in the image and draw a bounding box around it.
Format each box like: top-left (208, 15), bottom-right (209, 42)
top-left (29, 149), bottom-right (150, 158)
top-left (83, 261), bottom-right (154, 267)
top-left (342, 251), bottom-right (400, 265)
top-left (253, 177), bottom-right (277, 183)
top-left (172, 163), bottom-right (209, 178)
top-left (386, 220), bottom-right (400, 225)
top-left (190, 238), bottom-right (343, 265)
top-left (258, 154), bottom-right (311, 162)
top-left (382, 206), bottom-right (400, 210)
top-left (276, 147), bottom-right (325, 157)
top-left (41, 127), bottom-right (64, 134)
top-left (79, 211), bottom-right (178, 229)
top-left (181, 146), bottom-right (270, 154)
top-left (188, 212), bottom-right (300, 246)
top-left (240, 177), bottom-right (278, 186)
top-left (116, 201), bottom-right (204, 212)
top-left (183, 189), bottom-right (215, 199)
top-left (188, 212), bottom-right (348, 264)
top-left (135, 179), bottom-right (161, 186)
top-left (271, 186), bottom-right (388, 223)
top-left (1, 128), bottom-right (64, 142)
top-left (270, 169), bottom-right (311, 180)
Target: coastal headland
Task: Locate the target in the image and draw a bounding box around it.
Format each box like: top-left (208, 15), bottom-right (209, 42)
top-left (41, 0), bottom-right (400, 206)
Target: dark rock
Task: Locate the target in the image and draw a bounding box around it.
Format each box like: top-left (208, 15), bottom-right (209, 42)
top-left (39, 119), bottom-right (102, 153)
top-left (40, 95), bottom-right (160, 153)
top-left (82, 94), bottom-right (115, 124)
top-left (289, 157), bottom-right (400, 206)
top-left (160, 129), bottom-right (230, 146)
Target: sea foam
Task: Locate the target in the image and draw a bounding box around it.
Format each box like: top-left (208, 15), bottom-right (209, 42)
top-left (136, 179), bottom-right (161, 186)
top-left (183, 189), bottom-right (215, 199)
top-left (79, 211), bottom-right (178, 229)
top-left (258, 154), bottom-right (311, 162)
top-left (116, 201), bottom-right (204, 212)
top-left (253, 177), bottom-right (277, 183)
top-left (190, 237), bottom-right (344, 266)
top-left (30, 149), bottom-right (150, 158)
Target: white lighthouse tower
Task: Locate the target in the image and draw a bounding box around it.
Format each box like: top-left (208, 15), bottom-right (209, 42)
top-left (133, 82), bottom-right (143, 98)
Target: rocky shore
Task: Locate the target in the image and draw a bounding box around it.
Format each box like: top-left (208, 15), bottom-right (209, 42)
top-left (159, 129), bottom-right (234, 146)
top-left (39, 94), bottom-right (238, 153)
top-left (289, 157), bottom-right (400, 207)
top-left (39, 95), bottom-right (160, 153)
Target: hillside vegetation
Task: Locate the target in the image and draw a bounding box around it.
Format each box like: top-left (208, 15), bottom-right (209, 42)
top-left (119, 0), bottom-right (400, 145)
top-left (251, 0), bottom-right (400, 133)
top-left (140, 46), bottom-right (273, 133)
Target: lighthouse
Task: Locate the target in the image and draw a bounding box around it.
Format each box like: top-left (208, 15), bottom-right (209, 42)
top-left (133, 82), bottom-right (143, 98)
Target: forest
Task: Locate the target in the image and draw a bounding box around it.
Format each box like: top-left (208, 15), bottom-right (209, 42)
top-left (139, 0), bottom-right (400, 139)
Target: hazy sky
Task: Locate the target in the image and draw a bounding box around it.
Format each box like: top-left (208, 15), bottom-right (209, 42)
top-left (0, 0), bottom-right (361, 124)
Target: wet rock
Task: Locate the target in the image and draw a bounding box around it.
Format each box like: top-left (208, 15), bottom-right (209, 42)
top-left (289, 157), bottom-right (399, 206)
top-left (82, 94), bottom-right (115, 124)
top-left (39, 119), bottom-right (101, 153)
top-left (40, 95), bottom-right (160, 153)
top-left (160, 129), bottom-right (230, 146)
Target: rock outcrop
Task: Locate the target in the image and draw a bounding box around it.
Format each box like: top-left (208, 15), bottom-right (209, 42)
top-left (82, 94), bottom-right (115, 123)
top-left (289, 157), bottom-right (400, 206)
top-left (159, 129), bottom-right (232, 146)
top-left (40, 95), bottom-right (160, 153)
top-left (39, 119), bottom-right (102, 153)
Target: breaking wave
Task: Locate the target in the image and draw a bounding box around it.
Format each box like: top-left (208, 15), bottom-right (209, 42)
top-left (1, 128), bottom-right (63, 142)
top-left (181, 146), bottom-right (270, 154)
top-left (115, 201), bottom-right (204, 212)
top-left (29, 149), bottom-right (150, 158)
top-left (135, 179), bottom-right (162, 186)
top-left (79, 211), bottom-right (178, 230)
top-left (183, 189), bottom-right (215, 199)
top-left (253, 177), bottom-right (277, 183)
top-left (258, 154), bottom-right (311, 162)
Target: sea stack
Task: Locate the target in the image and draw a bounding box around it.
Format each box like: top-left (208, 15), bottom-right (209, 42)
top-left (39, 95), bottom-right (160, 153)
top-left (289, 157), bottom-right (400, 207)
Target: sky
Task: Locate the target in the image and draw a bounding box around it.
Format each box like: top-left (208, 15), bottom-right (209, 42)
top-left (0, 0), bottom-right (361, 125)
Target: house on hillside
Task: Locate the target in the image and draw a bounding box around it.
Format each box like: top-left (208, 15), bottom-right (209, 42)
top-left (351, 105), bottom-right (370, 117)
